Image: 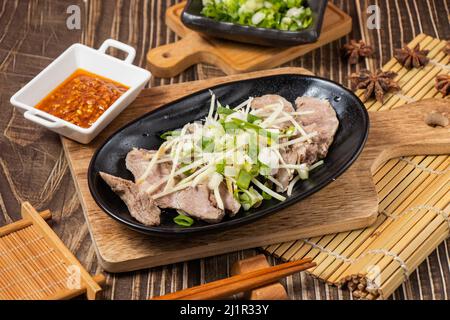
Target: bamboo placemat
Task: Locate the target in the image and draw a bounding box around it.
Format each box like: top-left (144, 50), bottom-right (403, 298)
top-left (261, 34), bottom-right (450, 300)
top-left (0, 202), bottom-right (104, 300)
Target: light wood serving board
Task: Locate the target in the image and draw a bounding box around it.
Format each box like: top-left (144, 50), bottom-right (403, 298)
top-left (62, 68), bottom-right (450, 272)
top-left (146, 2), bottom-right (352, 77)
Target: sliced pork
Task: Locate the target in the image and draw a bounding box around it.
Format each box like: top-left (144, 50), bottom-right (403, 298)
top-left (99, 172), bottom-right (161, 226)
top-left (126, 148), bottom-right (172, 193)
top-left (294, 97), bottom-right (339, 164)
top-left (274, 97), bottom-right (339, 191)
top-left (275, 146), bottom-right (298, 192)
top-left (251, 94), bottom-right (295, 113)
top-left (219, 184), bottom-right (241, 216)
top-left (125, 147), bottom-right (229, 223)
top-left (251, 95), bottom-right (295, 130)
top-left (172, 185), bottom-right (225, 223)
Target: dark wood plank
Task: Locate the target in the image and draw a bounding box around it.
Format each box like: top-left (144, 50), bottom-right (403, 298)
top-left (0, 0), bottom-right (448, 300)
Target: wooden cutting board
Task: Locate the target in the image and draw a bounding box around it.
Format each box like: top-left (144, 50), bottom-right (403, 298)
top-left (146, 2), bottom-right (352, 77)
top-left (62, 67), bottom-right (450, 272)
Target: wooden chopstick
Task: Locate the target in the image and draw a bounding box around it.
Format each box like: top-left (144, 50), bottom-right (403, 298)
top-left (152, 258), bottom-right (315, 300)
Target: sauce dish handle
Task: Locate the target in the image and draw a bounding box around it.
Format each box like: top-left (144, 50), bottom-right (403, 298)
top-left (98, 39), bottom-right (136, 64)
top-left (24, 111), bottom-right (64, 129)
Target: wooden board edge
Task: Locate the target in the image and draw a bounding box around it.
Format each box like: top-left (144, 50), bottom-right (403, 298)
top-left (154, 2), bottom-right (353, 76)
top-left (60, 137), bottom-right (110, 262)
top-left (145, 66), bottom-right (315, 93)
top-left (97, 208), bottom-right (379, 273)
top-left (165, 2), bottom-right (189, 38)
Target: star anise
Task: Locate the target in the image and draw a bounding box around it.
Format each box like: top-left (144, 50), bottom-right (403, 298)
top-left (394, 44), bottom-right (430, 69)
top-left (342, 40), bottom-right (374, 64)
top-left (435, 74), bottom-right (450, 97)
top-left (444, 41), bottom-right (450, 55)
top-left (350, 69), bottom-right (400, 103)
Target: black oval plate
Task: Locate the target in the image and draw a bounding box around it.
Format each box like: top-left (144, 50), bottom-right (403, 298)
top-left (181, 0), bottom-right (328, 47)
top-left (88, 74), bottom-right (369, 237)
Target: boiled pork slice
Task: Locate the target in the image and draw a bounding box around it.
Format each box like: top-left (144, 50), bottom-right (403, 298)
top-left (125, 148), bottom-right (230, 223)
top-left (251, 95), bottom-right (296, 129)
top-left (251, 94), bottom-right (295, 113)
top-left (157, 184), bottom-right (225, 223)
top-left (294, 96), bottom-right (339, 164)
top-left (274, 97), bottom-right (339, 192)
top-left (275, 146), bottom-right (299, 192)
top-left (126, 148), bottom-right (172, 193)
top-left (99, 172), bottom-right (161, 226)
top-left (216, 183), bottom-right (241, 217)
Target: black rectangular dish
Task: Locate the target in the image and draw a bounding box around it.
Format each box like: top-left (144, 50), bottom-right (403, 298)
top-left (181, 0), bottom-right (328, 47)
top-left (88, 74), bottom-right (369, 237)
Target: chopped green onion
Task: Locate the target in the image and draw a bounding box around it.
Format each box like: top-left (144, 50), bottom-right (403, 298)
top-left (236, 187), bottom-right (263, 211)
top-left (223, 122), bottom-right (241, 130)
top-left (249, 163), bottom-right (260, 176)
top-left (231, 118), bottom-right (261, 130)
top-left (262, 181), bottom-right (273, 200)
top-left (284, 126), bottom-right (296, 136)
top-left (201, 137), bottom-right (214, 151)
top-left (309, 160), bottom-right (324, 171)
top-left (179, 163), bottom-right (197, 176)
top-left (216, 163), bottom-right (225, 174)
top-left (201, 0), bottom-right (313, 32)
top-left (160, 130), bottom-right (181, 140)
top-left (237, 169), bottom-right (252, 190)
top-left (298, 168), bottom-right (309, 180)
top-left (242, 161), bottom-right (253, 173)
top-left (288, 164), bottom-right (308, 180)
top-left (217, 106), bottom-right (235, 115)
top-left (262, 190), bottom-right (272, 200)
top-left (251, 178), bottom-right (286, 201)
top-left (247, 113), bottom-right (261, 123)
top-left (174, 214), bottom-right (194, 227)
top-left (239, 192), bottom-right (250, 203)
top-left (224, 165), bottom-right (238, 177)
top-left (248, 132), bottom-right (259, 163)
top-left (231, 118), bottom-right (277, 139)
top-left (259, 163), bottom-right (272, 176)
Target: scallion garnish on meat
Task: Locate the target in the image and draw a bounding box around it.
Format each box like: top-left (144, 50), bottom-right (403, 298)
top-left (100, 94), bottom-right (339, 227)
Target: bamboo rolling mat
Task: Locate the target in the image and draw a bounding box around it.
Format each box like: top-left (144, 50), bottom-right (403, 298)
top-left (262, 34), bottom-right (450, 300)
top-left (0, 202), bottom-right (104, 300)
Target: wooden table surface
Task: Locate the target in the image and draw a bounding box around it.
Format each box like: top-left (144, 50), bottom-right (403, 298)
top-left (0, 0), bottom-right (449, 300)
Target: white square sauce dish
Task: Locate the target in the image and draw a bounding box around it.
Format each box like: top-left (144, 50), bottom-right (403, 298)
top-left (10, 39), bottom-right (151, 144)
